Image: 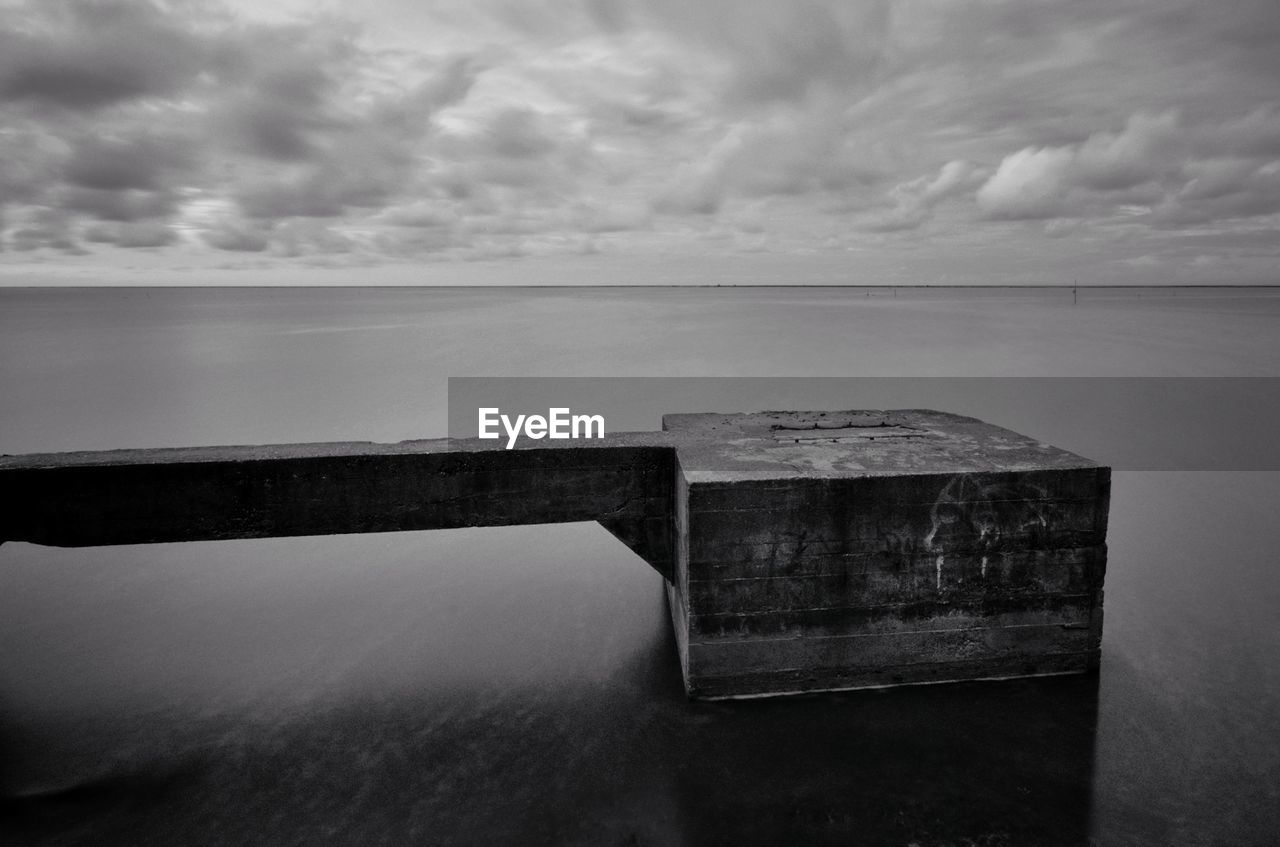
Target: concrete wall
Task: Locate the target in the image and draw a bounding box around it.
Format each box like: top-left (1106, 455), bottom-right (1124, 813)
top-left (0, 439), bottom-right (677, 580)
top-left (674, 467), bottom-right (1110, 698)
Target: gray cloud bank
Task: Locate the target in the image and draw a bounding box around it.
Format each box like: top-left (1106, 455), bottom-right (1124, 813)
top-left (0, 0), bottom-right (1278, 281)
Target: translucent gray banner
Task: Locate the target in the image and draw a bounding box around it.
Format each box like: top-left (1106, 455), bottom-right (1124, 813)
top-left (448, 377), bottom-right (1280, 470)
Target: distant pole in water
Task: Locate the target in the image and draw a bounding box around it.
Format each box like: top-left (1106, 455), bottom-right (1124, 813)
top-left (1073, 279), bottom-right (1078, 305)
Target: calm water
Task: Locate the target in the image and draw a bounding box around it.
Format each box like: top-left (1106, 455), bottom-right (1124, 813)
top-left (1, 286), bottom-right (1278, 845)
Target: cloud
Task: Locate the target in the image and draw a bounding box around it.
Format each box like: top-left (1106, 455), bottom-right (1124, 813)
top-left (573, 202), bottom-right (651, 233)
top-left (64, 135), bottom-right (185, 192)
top-left (977, 109), bottom-right (1280, 226)
top-left (651, 106), bottom-right (883, 218)
top-left (1074, 112), bottom-right (1180, 191)
top-left (0, 0), bottom-right (206, 110)
top-left (0, 1), bottom-right (495, 254)
top-left (7, 206), bottom-right (79, 252)
top-left (83, 221), bottom-right (177, 248)
top-left (486, 108), bottom-right (556, 159)
top-left (235, 170), bottom-right (359, 219)
top-left (202, 221), bottom-right (270, 252)
top-left (652, 127), bottom-right (740, 215)
top-left (976, 146), bottom-right (1077, 220)
top-left (377, 202), bottom-right (459, 229)
top-left (57, 187), bottom-right (177, 222)
top-left (1199, 105), bottom-right (1280, 159)
top-left (1153, 159), bottom-right (1280, 225)
top-left (977, 111), bottom-right (1180, 220)
top-left (631, 0), bottom-right (892, 105)
top-left (210, 25), bottom-right (359, 162)
top-left (0, 127), bottom-right (60, 204)
top-left (270, 219), bottom-right (357, 257)
top-left (0, 0), bottom-right (1278, 280)
top-left (862, 160), bottom-right (983, 231)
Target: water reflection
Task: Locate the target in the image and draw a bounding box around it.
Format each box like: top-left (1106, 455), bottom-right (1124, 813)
top-left (2, 592), bottom-right (1100, 846)
top-left (3, 474), bottom-right (1279, 845)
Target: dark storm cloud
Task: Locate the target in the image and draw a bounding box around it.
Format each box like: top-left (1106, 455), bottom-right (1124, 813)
top-left (0, 0), bottom-right (205, 110)
top-left (58, 186), bottom-right (177, 222)
top-left (229, 74), bottom-right (466, 221)
top-left (209, 25), bottom-right (359, 162)
top-left (63, 134), bottom-right (192, 191)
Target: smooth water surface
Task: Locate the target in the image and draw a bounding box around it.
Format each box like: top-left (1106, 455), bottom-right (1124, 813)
top-left (1, 286), bottom-right (1278, 845)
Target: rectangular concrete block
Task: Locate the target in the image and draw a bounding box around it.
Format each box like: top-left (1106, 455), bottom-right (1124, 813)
top-left (663, 410), bottom-right (1110, 699)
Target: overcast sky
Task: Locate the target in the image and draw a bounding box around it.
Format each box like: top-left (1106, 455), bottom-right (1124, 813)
top-left (1, 0), bottom-right (1278, 285)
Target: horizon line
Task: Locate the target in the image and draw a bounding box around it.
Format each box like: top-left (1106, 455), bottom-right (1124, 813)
top-left (2, 283), bottom-right (1279, 290)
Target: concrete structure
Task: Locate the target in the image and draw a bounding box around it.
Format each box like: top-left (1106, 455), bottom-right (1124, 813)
top-left (0, 410), bottom-right (1109, 699)
top-left (662, 411), bottom-right (1109, 698)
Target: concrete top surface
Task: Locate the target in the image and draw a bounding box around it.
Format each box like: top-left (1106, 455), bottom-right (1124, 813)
top-left (0, 432), bottom-right (679, 470)
top-left (663, 410), bottom-right (1102, 482)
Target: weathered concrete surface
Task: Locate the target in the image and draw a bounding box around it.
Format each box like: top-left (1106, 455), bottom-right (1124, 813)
top-left (1, 409), bottom-right (1110, 699)
top-left (663, 410), bottom-right (1110, 698)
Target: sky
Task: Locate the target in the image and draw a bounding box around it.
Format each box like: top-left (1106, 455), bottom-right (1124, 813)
top-left (0, 0), bottom-right (1278, 285)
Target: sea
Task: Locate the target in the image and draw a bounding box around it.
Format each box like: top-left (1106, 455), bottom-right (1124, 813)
top-left (1, 285), bottom-right (1278, 845)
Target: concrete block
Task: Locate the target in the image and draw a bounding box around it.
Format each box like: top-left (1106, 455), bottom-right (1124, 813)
top-left (662, 410), bottom-right (1110, 699)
